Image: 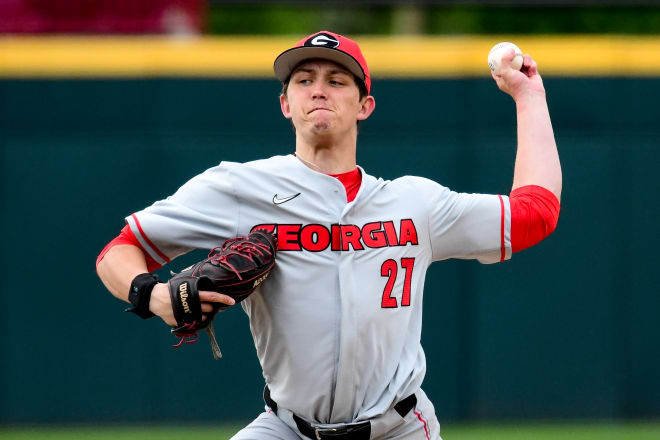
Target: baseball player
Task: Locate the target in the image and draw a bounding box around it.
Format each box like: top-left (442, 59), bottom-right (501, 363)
top-left (96, 31), bottom-right (561, 440)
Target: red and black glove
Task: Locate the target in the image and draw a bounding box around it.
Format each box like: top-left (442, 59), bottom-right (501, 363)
top-left (168, 229), bottom-right (277, 358)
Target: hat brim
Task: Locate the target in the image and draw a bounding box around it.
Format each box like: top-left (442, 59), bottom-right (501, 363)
top-left (273, 46), bottom-right (366, 85)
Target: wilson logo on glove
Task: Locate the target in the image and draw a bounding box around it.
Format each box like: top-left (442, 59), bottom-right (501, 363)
top-left (253, 272), bottom-right (270, 288)
top-left (178, 283), bottom-right (191, 314)
top-left (167, 229), bottom-right (277, 359)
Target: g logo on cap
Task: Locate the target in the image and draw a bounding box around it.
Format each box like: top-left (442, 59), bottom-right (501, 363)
top-left (305, 33), bottom-right (340, 48)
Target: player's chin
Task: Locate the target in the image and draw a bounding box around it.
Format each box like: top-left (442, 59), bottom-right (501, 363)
top-left (309, 119), bottom-right (334, 133)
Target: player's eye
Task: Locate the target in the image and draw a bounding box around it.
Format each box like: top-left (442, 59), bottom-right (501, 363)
top-left (298, 79), bottom-right (311, 85)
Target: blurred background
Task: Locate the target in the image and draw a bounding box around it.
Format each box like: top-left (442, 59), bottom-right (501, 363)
top-left (1, 0), bottom-right (659, 439)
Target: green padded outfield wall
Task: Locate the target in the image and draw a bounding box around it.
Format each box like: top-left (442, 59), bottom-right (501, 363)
top-left (0, 78), bottom-right (658, 424)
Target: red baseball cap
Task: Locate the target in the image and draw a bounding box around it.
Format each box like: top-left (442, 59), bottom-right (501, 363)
top-left (273, 31), bottom-right (371, 94)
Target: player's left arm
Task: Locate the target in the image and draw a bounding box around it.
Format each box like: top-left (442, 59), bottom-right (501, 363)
top-left (492, 49), bottom-right (562, 252)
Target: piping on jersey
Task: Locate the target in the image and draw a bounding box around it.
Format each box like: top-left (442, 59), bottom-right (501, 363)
top-left (497, 195), bottom-right (505, 262)
top-left (130, 214), bottom-right (170, 264)
top-left (415, 410), bottom-right (431, 440)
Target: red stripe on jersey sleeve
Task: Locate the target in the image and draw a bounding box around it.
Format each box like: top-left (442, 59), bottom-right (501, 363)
top-left (96, 225), bottom-right (162, 272)
top-left (131, 214), bottom-right (170, 263)
top-left (498, 194), bottom-right (505, 262)
top-left (510, 185), bottom-right (560, 253)
top-left (414, 410), bottom-right (431, 440)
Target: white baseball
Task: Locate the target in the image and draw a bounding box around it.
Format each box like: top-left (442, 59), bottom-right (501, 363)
top-left (488, 42), bottom-right (523, 75)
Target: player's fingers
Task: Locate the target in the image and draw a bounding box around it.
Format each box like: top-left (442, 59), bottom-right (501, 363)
top-left (201, 303), bottom-right (215, 313)
top-left (199, 290), bottom-right (236, 306)
top-left (491, 72), bottom-right (506, 90)
top-left (520, 55), bottom-right (537, 77)
top-left (500, 47), bottom-right (516, 68)
top-left (491, 71), bottom-right (505, 84)
top-left (528, 60), bottom-right (539, 76)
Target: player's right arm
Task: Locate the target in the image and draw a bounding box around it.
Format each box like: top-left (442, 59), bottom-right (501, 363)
top-left (96, 244), bottom-right (176, 326)
top-left (96, 164), bottom-right (240, 326)
top-left (491, 50), bottom-right (562, 252)
top-left (97, 243), bottom-right (235, 326)
top-left (491, 49), bottom-right (562, 201)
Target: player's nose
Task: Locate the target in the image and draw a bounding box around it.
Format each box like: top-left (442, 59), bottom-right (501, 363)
top-left (311, 83), bottom-right (328, 100)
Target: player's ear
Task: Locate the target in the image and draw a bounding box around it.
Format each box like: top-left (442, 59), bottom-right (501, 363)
top-left (280, 94), bottom-right (292, 119)
top-left (356, 96), bottom-right (375, 122)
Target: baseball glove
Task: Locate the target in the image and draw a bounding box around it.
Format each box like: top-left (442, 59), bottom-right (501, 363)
top-left (168, 229), bottom-right (277, 359)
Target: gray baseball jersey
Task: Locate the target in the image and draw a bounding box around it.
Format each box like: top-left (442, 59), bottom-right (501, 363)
top-left (127, 154), bottom-right (511, 423)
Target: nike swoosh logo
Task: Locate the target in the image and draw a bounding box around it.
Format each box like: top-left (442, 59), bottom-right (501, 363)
top-left (273, 193), bottom-right (301, 205)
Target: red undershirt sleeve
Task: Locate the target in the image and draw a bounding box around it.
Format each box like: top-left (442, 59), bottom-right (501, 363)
top-left (510, 185), bottom-right (561, 253)
top-left (95, 224), bottom-right (162, 272)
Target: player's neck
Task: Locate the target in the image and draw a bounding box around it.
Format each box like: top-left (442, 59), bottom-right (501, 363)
top-left (295, 137), bottom-right (357, 175)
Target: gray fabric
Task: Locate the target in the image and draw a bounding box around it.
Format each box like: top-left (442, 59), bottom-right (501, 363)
top-left (128, 154), bottom-right (511, 424)
top-left (231, 411), bottom-right (301, 440)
